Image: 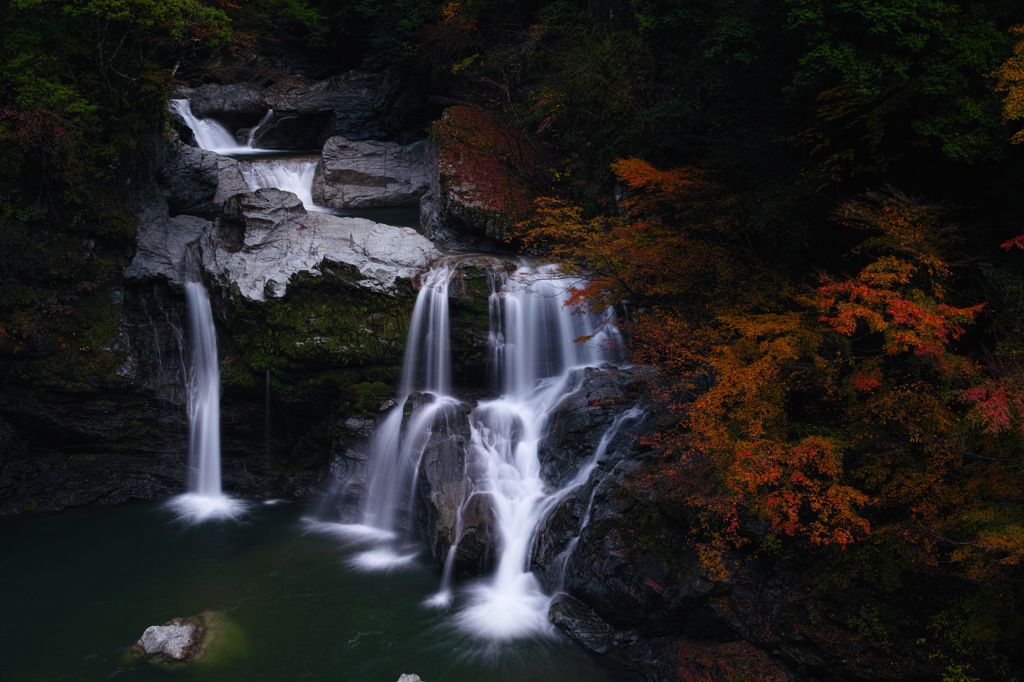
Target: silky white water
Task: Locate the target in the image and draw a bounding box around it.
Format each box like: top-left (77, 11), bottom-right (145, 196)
top-left (167, 249), bottom-right (246, 523)
top-left (169, 99), bottom-right (246, 153)
top-left (452, 267), bottom-right (621, 640)
top-left (328, 264), bottom-right (456, 568)
top-left (238, 157), bottom-right (319, 209)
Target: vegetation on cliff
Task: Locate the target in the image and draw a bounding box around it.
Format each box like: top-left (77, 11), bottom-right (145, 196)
top-left (3, 0), bottom-right (1024, 678)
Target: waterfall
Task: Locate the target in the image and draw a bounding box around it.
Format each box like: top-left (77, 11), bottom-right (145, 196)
top-left (169, 99), bottom-right (243, 153)
top-left (313, 261), bottom-right (629, 642)
top-left (451, 266), bottom-right (622, 640)
top-left (238, 157), bottom-right (319, 209)
top-left (247, 108), bottom-right (274, 147)
top-left (322, 264), bottom-right (457, 568)
top-left (166, 247), bottom-right (246, 523)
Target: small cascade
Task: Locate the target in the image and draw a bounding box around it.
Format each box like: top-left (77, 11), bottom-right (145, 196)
top-left (321, 264), bottom-right (457, 568)
top-left (313, 261), bottom-right (630, 643)
top-left (238, 157), bottom-right (319, 209)
top-left (552, 408), bottom-right (643, 593)
top-left (169, 99), bottom-right (242, 153)
top-left (247, 109), bottom-right (274, 147)
top-left (452, 266), bottom-right (622, 640)
top-left (166, 246), bottom-right (246, 523)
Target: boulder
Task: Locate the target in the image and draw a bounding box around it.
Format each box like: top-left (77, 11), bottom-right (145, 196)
top-left (312, 136), bottom-right (428, 209)
top-left (206, 189), bottom-right (440, 300)
top-left (260, 71), bottom-right (399, 147)
top-left (412, 396), bottom-right (495, 574)
top-left (179, 82), bottom-right (266, 131)
top-left (156, 134), bottom-right (220, 217)
top-left (130, 611), bottom-right (237, 664)
top-left (127, 186), bottom-right (440, 300)
top-left (397, 676), bottom-right (423, 682)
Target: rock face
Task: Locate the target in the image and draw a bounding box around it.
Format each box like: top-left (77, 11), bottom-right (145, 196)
top-left (128, 187), bottom-right (440, 300)
top-left (156, 134), bottom-right (220, 217)
top-left (209, 189), bottom-right (439, 300)
top-left (419, 138), bottom-right (508, 251)
top-left (312, 136), bottom-right (428, 209)
top-left (178, 71), bottom-right (427, 150)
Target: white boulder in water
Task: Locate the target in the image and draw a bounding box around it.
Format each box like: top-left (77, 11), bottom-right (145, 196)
top-left (136, 622), bottom-right (197, 660)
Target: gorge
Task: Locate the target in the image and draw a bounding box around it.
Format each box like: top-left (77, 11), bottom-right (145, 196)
top-left (6, 2), bottom-right (1024, 679)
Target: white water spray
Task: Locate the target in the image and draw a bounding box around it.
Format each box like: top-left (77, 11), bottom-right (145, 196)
top-left (169, 99), bottom-right (243, 153)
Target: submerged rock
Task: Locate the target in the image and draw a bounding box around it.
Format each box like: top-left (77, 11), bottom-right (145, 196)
top-left (312, 136), bottom-right (428, 209)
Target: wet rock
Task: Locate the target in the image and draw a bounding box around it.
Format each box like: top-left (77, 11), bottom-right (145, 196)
top-left (397, 675), bottom-right (423, 682)
top-left (180, 82), bottom-right (266, 131)
top-left (549, 595), bottom-right (620, 654)
top-left (312, 136), bottom-right (428, 209)
top-left (156, 134), bottom-right (220, 217)
top-left (124, 187), bottom-right (209, 286)
top-left (412, 396), bottom-right (495, 574)
top-left (130, 606), bottom-right (224, 659)
top-left (539, 365), bottom-right (657, 488)
top-left (177, 71), bottom-right (422, 150)
top-left (213, 156), bottom-right (250, 208)
top-left (130, 611), bottom-right (241, 665)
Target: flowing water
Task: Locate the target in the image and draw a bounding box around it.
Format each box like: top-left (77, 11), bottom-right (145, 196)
top-left (166, 249), bottom-right (246, 523)
top-left (324, 264), bottom-right (631, 643)
top-left (169, 99), bottom-right (248, 153)
top-left (238, 156), bottom-right (319, 209)
top-left (0, 501), bottom-right (622, 682)
top-left (451, 267), bottom-right (623, 640)
top-left (327, 265), bottom-right (457, 569)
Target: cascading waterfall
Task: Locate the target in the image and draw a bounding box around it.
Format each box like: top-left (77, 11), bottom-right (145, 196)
top-left (238, 157), bottom-right (319, 209)
top-left (166, 246), bottom-right (246, 523)
top-left (169, 99), bottom-right (244, 153)
top-left (450, 266), bottom-right (622, 640)
top-left (313, 259), bottom-right (631, 642)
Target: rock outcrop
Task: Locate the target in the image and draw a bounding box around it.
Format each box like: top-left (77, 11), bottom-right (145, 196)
top-left (128, 187), bottom-right (440, 300)
top-left (312, 136), bottom-right (428, 209)
top-left (178, 71), bottom-right (428, 150)
top-left (209, 188), bottom-right (440, 300)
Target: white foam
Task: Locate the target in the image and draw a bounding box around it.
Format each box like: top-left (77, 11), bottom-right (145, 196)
top-left (165, 493), bottom-right (248, 524)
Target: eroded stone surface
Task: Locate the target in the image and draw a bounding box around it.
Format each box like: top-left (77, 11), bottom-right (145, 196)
top-left (313, 136), bottom-right (428, 209)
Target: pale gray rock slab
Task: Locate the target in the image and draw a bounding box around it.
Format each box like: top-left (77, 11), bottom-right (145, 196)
top-left (213, 156), bottom-right (250, 206)
top-left (127, 186), bottom-right (438, 299)
top-left (397, 675), bottom-right (423, 682)
top-left (204, 189), bottom-right (439, 300)
top-left (124, 189), bottom-right (209, 286)
top-left (313, 136), bottom-right (428, 208)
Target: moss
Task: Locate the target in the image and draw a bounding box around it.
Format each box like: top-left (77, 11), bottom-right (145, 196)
top-left (21, 498), bottom-right (36, 513)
